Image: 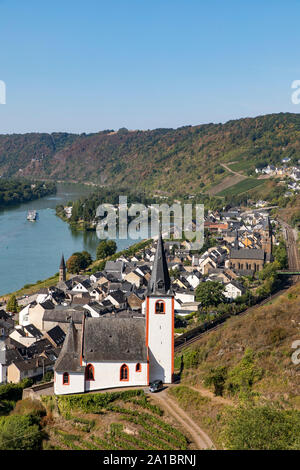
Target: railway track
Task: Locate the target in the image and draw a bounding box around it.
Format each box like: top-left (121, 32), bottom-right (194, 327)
top-left (279, 219), bottom-right (300, 283)
top-left (174, 285), bottom-right (290, 352)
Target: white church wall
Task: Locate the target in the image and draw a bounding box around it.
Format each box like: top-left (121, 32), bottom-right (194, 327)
top-left (82, 361), bottom-right (148, 392)
top-left (54, 371), bottom-right (85, 395)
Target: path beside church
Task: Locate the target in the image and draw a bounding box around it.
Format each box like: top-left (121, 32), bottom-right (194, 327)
top-left (150, 386), bottom-right (215, 450)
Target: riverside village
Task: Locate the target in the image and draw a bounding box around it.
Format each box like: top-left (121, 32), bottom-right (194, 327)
top-left (0, 205), bottom-right (281, 395)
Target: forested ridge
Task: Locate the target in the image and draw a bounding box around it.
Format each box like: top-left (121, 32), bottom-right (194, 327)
top-left (0, 113), bottom-right (300, 195)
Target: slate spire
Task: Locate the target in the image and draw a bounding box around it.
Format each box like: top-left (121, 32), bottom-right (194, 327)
top-left (60, 254), bottom-right (66, 269)
top-left (148, 228), bottom-right (171, 295)
top-left (59, 254), bottom-right (66, 282)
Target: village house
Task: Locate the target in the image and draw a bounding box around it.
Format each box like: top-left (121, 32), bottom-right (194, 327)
top-left (224, 281), bottom-right (245, 300)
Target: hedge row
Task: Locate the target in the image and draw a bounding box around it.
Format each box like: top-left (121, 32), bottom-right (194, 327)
top-left (42, 389), bottom-right (144, 413)
top-left (0, 379), bottom-right (33, 402)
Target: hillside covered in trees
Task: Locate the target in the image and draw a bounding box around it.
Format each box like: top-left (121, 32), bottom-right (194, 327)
top-left (0, 113), bottom-right (300, 196)
top-left (0, 179), bottom-right (56, 207)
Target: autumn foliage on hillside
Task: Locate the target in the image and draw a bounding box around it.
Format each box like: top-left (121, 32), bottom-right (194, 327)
top-left (1, 113), bottom-right (300, 196)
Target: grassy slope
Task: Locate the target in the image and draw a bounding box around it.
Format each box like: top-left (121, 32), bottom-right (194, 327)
top-left (1, 113), bottom-right (300, 196)
top-left (171, 282), bottom-right (300, 447)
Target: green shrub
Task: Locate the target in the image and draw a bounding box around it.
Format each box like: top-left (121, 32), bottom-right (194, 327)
top-left (222, 403), bottom-right (300, 450)
top-left (0, 414), bottom-right (42, 450)
top-left (11, 399), bottom-right (46, 418)
top-left (226, 349), bottom-right (263, 396)
top-left (0, 379), bottom-right (32, 403)
top-left (47, 389), bottom-right (144, 413)
top-left (204, 366), bottom-right (228, 396)
top-left (268, 327), bottom-right (287, 345)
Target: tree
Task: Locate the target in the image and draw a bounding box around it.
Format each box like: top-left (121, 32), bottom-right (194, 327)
top-left (195, 281), bottom-right (226, 307)
top-left (96, 240), bottom-right (117, 260)
top-left (0, 414), bottom-right (42, 450)
top-left (66, 251), bottom-right (92, 273)
top-left (66, 253), bottom-right (84, 274)
top-left (258, 260), bottom-right (280, 281)
top-left (204, 366), bottom-right (228, 396)
top-left (6, 295), bottom-right (18, 313)
top-left (81, 251), bottom-right (92, 267)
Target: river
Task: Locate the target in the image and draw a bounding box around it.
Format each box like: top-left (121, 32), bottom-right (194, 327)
top-left (0, 183), bottom-right (145, 295)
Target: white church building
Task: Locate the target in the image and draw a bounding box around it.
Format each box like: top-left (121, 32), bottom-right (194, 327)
top-left (54, 233), bottom-right (174, 395)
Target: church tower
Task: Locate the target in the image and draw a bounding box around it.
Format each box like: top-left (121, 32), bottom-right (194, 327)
top-left (146, 231), bottom-right (174, 384)
top-left (261, 217), bottom-right (272, 254)
top-left (59, 254), bottom-right (66, 282)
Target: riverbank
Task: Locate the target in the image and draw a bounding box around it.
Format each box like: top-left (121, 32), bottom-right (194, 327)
top-left (0, 238), bottom-right (153, 302)
top-left (0, 180), bottom-right (56, 209)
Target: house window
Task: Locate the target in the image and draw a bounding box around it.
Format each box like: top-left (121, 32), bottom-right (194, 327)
top-left (85, 363), bottom-right (95, 381)
top-left (155, 300), bottom-right (165, 314)
top-left (63, 372), bottom-right (69, 385)
top-left (120, 364), bottom-right (129, 381)
top-left (136, 363), bottom-right (142, 372)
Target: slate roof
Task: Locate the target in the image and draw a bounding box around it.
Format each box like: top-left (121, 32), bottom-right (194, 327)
top-left (26, 338), bottom-right (53, 357)
top-left (40, 299), bottom-right (55, 310)
top-left (54, 319), bottom-right (84, 373)
top-left (105, 261), bottom-right (123, 272)
top-left (4, 348), bottom-right (24, 366)
top-left (12, 356), bottom-right (54, 372)
top-left (43, 307), bottom-right (84, 324)
top-left (60, 254), bottom-right (66, 270)
top-left (147, 232), bottom-right (171, 296)
top-left (108, 290), bottom-right (126, 304)
top-left (24, 324), bottom-right (43, 339)
top-left (229, 248), bottom-right (265, 260)
top-left (83, 317), bottom-right (147, 362)
top-left (0, 310), bottom-right (10, 321)
top-left (46, 325), bottom-right (66, 346)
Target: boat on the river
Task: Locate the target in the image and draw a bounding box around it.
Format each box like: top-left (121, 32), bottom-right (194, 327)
top-left (27, 210), bottom-right (38, 221)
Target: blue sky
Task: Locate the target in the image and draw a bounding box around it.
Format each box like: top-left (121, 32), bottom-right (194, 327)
top-left (0, 0), bottom-right (300, 133)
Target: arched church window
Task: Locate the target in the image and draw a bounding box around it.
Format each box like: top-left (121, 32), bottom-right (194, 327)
top-left (136, 363), bottom-right (141, 372)
top-left (155, 300), bottom-right (165, 314)
top-left (63, 372), bottom-right (69, 385)
top-left (120, 364), bottom-right (129, 381)
top-left (85, 363), bottom-right (95, 381)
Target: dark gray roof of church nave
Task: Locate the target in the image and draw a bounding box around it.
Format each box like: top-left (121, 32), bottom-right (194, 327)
top-left (54, 319), bottom-right (84, 373)
top-left (229, 248), bottom-right (265, 260)
top-left (83, 317), bottom-right (147, 363)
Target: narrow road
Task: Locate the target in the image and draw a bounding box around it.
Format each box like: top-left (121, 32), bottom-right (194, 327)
top-left (150, 386), bottom-right (215, 450)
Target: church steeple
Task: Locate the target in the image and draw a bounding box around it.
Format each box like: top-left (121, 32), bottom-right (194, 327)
top-left (148, 229), bottom-right (171, 295)
top-left (59, 254), bottom-right (66, 282)
top-left (234, 230), bottom-right (239, 250)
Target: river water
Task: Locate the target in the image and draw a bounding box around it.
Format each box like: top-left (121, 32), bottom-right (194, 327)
top-left (0, 183), bottom-right (144, 295)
